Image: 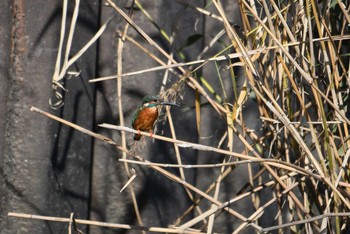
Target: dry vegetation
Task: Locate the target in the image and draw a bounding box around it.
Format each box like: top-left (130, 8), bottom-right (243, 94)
top-left (10, 0), bottom-right (350, 233)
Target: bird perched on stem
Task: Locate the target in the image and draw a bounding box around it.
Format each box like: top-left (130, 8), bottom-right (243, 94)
top-left (131, 95), bottom-right (179, 141)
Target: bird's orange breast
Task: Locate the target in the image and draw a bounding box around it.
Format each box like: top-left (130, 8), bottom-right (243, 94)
top-left (132, 107), bottom-right (159, 132)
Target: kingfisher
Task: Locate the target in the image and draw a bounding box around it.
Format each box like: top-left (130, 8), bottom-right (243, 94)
top-left (131, 95), bottom-right (178, 140)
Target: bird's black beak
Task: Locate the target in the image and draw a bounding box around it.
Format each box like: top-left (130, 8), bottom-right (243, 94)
top-left (160, 101), bottom-right (180, 107)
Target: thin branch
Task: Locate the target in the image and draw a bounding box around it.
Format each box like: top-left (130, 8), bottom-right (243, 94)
top-left (8, 212), bottom-right (203, 233)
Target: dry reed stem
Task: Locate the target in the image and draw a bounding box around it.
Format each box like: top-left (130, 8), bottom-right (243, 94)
top-left (8, 212), bottom-right (204, 233)
top-left (115, 7), bottom-right (144, 228)
top-left (89, 35), bottom-right (350, 83)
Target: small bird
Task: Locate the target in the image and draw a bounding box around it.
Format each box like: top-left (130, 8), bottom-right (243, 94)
top-left (131, 95), bottom-right (178, 140)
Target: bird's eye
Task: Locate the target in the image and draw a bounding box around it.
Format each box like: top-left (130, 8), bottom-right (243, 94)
top-left (154, 99), bottom-right (158, 102)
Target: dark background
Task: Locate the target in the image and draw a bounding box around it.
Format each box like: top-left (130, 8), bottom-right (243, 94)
top-left (0, 1), bottom-right (259, 233)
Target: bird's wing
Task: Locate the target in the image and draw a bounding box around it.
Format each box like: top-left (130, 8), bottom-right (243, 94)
top-left (131, 107), bottom-right (142, 127)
